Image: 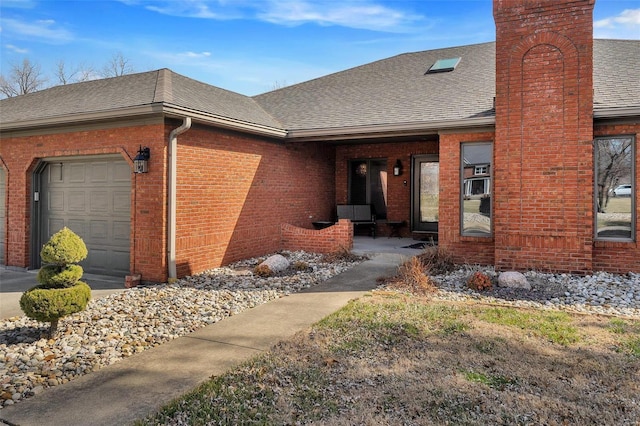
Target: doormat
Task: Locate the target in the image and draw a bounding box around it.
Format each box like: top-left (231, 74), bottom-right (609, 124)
top-left (402, 242), bottom-right (427, 249)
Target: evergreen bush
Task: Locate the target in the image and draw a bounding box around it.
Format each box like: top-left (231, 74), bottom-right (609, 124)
top-left (20, 227), bottom-right (91, 337)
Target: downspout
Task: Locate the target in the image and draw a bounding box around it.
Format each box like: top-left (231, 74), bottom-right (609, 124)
top-left (168, 116), bottom-right (192, 280)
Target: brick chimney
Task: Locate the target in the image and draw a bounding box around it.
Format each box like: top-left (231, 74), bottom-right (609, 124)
top-left (493, 0), bottom-right (595, 273)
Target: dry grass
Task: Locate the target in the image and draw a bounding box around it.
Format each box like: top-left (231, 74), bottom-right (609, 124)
top-left (139, 294), bottom-right (640, 426)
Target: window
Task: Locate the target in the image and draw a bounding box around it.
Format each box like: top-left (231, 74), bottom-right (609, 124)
top-left (594, 136), bottom-right (635, 240)
top-left (426, 57), bottom-right (461, 74)
top-left (461, 142), bottom-right (492, 236)
top-left (474, 165), bottom-right (488, 175)
top-left (349, 159), bottom-right (387, 219)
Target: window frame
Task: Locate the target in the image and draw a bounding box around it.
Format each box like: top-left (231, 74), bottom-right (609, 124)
top-left (460, 142), bottom-right (493, 237)
top-left (593, 135), bottom-right (636, 242)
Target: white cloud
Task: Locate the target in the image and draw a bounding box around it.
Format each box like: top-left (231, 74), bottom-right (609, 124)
top-left (257, 0), bottom-right (422, 32)
top-left (121, 0), bottom-right (423, 32)
top-left (594, 8), bottom-right (640, 39)
top-left (5, 43), bottom-right (29, 53)
top-left (0, 17), bottom-right (73, 43)
top-left (182, 51), bottom-right (212, 58)
top-left (594, 8), bottom-right (640, 28)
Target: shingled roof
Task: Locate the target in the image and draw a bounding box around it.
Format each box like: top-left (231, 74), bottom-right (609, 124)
top-left (0, 69), bottom-right (282, 131)
top-left (253, 42), bottom-right (497, 134)
top-left (1, 39), bottom-right (638, 137)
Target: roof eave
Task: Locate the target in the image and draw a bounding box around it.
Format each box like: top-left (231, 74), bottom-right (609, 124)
top-left (0, 103), bottom-right (288, 139)
top-left (285, 116), bottom-right (497, 142)
top-left (162, 104), bottom-right (287, 138)
top-left (0, 104), bottom-right (165, 132)
top-left (593, 106), bottom-right (640, 119)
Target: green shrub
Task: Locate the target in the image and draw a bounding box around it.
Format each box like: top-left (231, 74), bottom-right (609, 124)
top-left (40, 227), bottom-right (88, 265)
top-left (20, 282), bottom-right (91, 323)
top-left (37, 264), bottom-right (84, 288)
top-left (21, 227), bottom-right (91, 337)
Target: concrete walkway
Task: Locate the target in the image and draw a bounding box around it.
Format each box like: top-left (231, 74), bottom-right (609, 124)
top-left (0, 252), bottom-right (408, 426)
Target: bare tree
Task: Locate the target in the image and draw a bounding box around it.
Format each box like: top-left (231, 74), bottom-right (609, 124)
top-left (271, 80), bottom-right (289, 91)
top-left (101, 52), bottom-right (135, 78)
top-left (55, 60), bottom-right (96, 85)
top-left (595, 137), bottom-right (633, 212)
top-left (0, 58), bottom-right (47, 97)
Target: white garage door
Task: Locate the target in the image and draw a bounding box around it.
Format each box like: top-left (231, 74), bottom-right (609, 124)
top-left (40, 158), bottom-right (131, 276)
top-left (0, 167), bottom-right (5, 265)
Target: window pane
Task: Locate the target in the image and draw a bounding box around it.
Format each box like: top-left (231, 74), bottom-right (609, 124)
top-left (595, 136), bottom-right (635, 240)
top-left (420, 162), bottom-right (439, 222)
top-left (348, 159), bottom-right (387, 219)
top-left (462, 143), bottom-right (492, 235)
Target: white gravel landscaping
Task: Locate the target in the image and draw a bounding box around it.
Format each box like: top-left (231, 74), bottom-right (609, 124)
top-left (0, 251), bottom-right (362, 408)
top-left (1, 249), bottom-right (639, 410)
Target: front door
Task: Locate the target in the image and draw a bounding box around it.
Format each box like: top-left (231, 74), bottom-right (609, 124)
top-left (411, 155), bottom-right (439, 232)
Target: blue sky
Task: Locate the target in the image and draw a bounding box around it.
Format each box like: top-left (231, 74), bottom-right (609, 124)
top-left (1, 0), bottom-right (639, 96)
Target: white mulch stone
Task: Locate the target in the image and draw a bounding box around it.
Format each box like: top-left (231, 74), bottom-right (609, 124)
top-left (0, 251), bottom-right (362, 408)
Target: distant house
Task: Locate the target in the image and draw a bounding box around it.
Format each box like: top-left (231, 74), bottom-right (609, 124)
top-left (1, 0), bottom-right (639, 281)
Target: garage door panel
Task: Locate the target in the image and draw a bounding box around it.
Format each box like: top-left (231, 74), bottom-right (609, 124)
top-left (40, 158), bottom-right (130, 276)
top-left (69, 163), bottom-right (86, 183)
top-left (68, 191), bottom-right (86, 211)
top-left (113, 192), bottom-right (130, 212)
top-left (47, 164), bottom-right (63, 183)
top-left (67, 219), bottom-right (87, 238)
top-left (49, 191), bottom-right (64, 211)
top-left (90, 191), bottom-right (109, 213)
top-left (47, 218), bottom-right (66, 239)
top-left (90, 163), bottom-right (108, 182)
top-left (113, 221), bottom-right (130, 241)
top-left (90, 220), bottom-right (109, 240)
top-left (113, 162), bottom-right (131, 182)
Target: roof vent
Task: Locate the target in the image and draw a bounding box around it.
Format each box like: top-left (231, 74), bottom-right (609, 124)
top-left (426, 57), bottom-right (461, 74)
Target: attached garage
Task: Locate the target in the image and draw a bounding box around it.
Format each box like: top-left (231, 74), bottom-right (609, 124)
top-left (0, 167), bottom-right (5, 265)
top-left (36, 156), bottom-right (131, 276)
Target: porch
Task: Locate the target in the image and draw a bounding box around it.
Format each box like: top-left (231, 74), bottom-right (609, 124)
top-left (351, 236), bottom-right (429, 258)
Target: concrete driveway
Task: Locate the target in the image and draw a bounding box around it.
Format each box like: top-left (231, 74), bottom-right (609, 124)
top-left (0, 269), bottom-right (126, 319)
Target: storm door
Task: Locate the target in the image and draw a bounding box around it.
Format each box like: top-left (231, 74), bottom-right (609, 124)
top-left (348, 159), bottom-right (387, 219)
top-left (411, 155), bottom-right (439, 232)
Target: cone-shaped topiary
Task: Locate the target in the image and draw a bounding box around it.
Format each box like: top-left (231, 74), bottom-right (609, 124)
top-left (20, 227), bottom-right (91, 338)
top-left (40, 227), bottom-right (88, 265)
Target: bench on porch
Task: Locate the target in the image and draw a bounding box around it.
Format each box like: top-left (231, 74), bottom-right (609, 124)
top-left (337, 204), bottom-right (376, 238)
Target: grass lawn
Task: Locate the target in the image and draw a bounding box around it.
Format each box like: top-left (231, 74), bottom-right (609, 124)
top-left (137, 294), bottom-right (640, 425)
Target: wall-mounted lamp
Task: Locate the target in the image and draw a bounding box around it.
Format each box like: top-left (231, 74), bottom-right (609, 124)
top-left (133, 146), bottom-right (150, 174)
top-left (393, 159), bottom-right (403, 176)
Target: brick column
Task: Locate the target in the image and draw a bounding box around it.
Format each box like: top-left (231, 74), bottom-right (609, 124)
top-left (493, 0), bottom-right (594, 272)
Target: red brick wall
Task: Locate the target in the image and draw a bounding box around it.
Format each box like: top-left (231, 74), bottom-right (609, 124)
top-left (281, 219), bottom-right (353, 254)
top-left (439, 131), bottom-right (496, 266)
top-left (0, 123), bottom-right (167, 281)
top-left (593, 122), bottom-right (640, 273)
top-left (173, 125), bottom-right (335, 277)
top-left (493, 0), bottom-right (595, 273)
top-left (335, 140), bottom-right (438, 237)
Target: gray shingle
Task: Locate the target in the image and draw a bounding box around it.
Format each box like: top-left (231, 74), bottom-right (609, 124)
top-left (593, 39), bottom-right (640, 111)
top-left (2, 40), bottom-right (638, 134)
top-left (0, 69), bottom-right (282, 129)
top-left (253, 42), bottom-right (497, 131)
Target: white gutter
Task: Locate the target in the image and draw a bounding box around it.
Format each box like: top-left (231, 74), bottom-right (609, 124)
top-left (168, 116), bottom-right (192, 280)
top-left (285, 116), bottom-right (497, 141)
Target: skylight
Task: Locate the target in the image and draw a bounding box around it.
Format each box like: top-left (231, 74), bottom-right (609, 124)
top-left (426, 57), bottom-right (461, 74)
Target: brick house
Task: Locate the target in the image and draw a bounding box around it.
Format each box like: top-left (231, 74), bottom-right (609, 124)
top-left (1, 0), bottom-right (638, 281)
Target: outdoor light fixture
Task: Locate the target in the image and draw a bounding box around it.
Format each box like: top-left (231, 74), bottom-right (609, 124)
top-left (393, 159), bottom-right (403, 176)
top-left (133, 146), bottom-right (150, 174)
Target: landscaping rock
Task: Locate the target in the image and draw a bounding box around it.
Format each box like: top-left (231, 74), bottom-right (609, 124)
top-left (257, 254), bottom-right (290, 275)
top-left (498, 271), bottom-right (531, 290)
